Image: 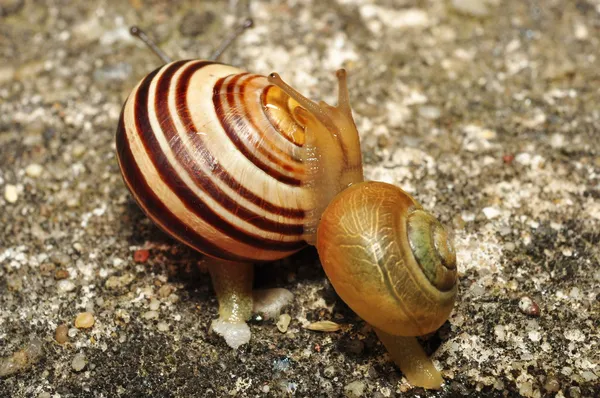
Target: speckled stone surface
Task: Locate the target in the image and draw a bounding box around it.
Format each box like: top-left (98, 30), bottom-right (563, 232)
top-left (1, 0), bottom-right (599, 397)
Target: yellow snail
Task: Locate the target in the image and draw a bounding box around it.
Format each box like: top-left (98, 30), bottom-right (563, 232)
top-left (115, 20), bottom-right (458, 389)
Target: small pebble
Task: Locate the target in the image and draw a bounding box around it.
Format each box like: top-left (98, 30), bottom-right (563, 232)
top-left (105, 273), bottom-right (135, 289)
top-left (54, 269), bottom-right (69, 280)
top-left (276, 314), bottom-right (291, 333)
top-left (39, 263), bottom-right (56, 276)
top-left (149, 298), bottom-right (160, 311)
top-left (25, 164), bottom-right (43, 178)
top-left (569, 386), bottom-right (581, 398)
top-left (57, 280), bottom-right (76, 293)
top-left (4, 184), bottom-right (18, 203)
top-left (143, 310), bottom-right (159, 320)
top-left (74, 312), bottom-right (95, 329)
top-left (344, 380), bottom-right (365, 398)
top-left (157, 322), bottom-right (169, 332)
top-left (51, 253), bottom-right (71, 266)
top-left (6, 276), bottom-right (23, 291)
top-left (502, 154), bottom-right (515, 164)
top-left (418, 105), bottom-right (441, 120)
top-left (72, 242), bottom-right (83, 253)
top-left (482, 206), bottom-right (501, 219)
top-left (67, 328), bottom-right (78, 338)
top-left (133, 249), bottom-right (150, 263)
top-left (71, 353), bottom-right (87, 372)
top-left (71, 144), bottom-right (86, 158)
top-left (38, 393), bottom-right (51, 398)
top-left (115, 309), bottom-right (130, 324)
top-left (158, 284), bottom-right (174, 298)
top-left (55, 324), bottom-right (69, 344)
top-left (518, 296), bottom-right (541, 317)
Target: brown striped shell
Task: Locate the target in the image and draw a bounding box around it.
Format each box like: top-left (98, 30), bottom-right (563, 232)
top-left (116, 60), bottom-right (363, 262)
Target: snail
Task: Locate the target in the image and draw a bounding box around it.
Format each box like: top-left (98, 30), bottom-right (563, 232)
top-left (116, 19), bottom-right (458, 389)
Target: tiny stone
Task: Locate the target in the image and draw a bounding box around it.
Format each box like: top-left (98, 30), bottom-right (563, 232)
top-left (502, 154), bottom-right (515, 164)
top-left (54, 269), bottom-right (69, 280)
top-left (57, 280), bottom-right (76, 293)
top-left (158, 284), bottom-right (174, 298)
top-left (51, 253), bottom-right (70, 266)
top-left (39, 263), bottom-right (56, 276)
top-left (252, 288), bottom-right (294, 319)
top-left (105, 273), bottom-right (135, 289)
top-left (569, 386), bottom-right (581, 398)
top-left (115, 309), bottom-right (130, 324)
top-left (149, 298), bottom-right (160, 311)
top-left (75, 312), bottom-right (95, 329)
top-left (55, 324), bottom-right (69, 344)
top-left (323, 365), bottom-right (336, 378)
top-left (344, 380), bottom-right (365, 398)
top-left (67, 328), bottom-right (78, 338)
top-left (38, 393), bottom-right (51, 398)
top-left (482, 206), bottom-right (501, 219)
top-left (133, 249), bottom-right (150, 263)
top-left (4, 184), bottom-right (18, 203)
top-left (25, 164), bottom-right (43, 178)
top-left (143, 310), bottom-right (159, 320)
top-left (418, 105), bottom-right (441, 120)
top-left (71, 353), bottom-right (87, 372)
top-left (72, 144), bottom-right (86, 158)
top-left (499, 226), bottom-right (511, 236)
top-left (157, 322), bottom-right (169, 332)
top-left (276, 314), bottom-right (291, 333)
top-left (6, 275), bottom-right (23, 291)
top-left (518, 296), bottom-right (541, 317)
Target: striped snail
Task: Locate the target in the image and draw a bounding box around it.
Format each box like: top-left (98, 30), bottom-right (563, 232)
top-left (116, 20), bottom-right (458, 389)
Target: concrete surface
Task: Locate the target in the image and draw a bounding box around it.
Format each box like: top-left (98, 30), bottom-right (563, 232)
top-left (0, 0), bottom-right (599, 397)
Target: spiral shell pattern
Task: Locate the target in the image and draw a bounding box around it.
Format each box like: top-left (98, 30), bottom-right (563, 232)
top-left (116, 60), bottom-right (313, 262)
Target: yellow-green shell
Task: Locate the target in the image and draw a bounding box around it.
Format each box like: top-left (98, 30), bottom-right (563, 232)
top-left (316, 181), bottom-right (458, 336)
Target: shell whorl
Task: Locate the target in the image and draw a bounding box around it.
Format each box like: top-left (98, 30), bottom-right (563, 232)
top-left (116, 60), bottom-right (313, 262)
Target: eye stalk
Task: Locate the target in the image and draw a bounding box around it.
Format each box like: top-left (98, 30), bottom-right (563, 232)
top-left (316, 181), bottom-right (458, 389)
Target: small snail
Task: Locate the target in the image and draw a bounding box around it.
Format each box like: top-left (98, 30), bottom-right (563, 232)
top-left (116, 20), bottom-right (458, 389)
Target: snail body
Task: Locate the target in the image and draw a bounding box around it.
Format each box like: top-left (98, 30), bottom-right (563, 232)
top-left (117, 57), bottom-right (457, 388)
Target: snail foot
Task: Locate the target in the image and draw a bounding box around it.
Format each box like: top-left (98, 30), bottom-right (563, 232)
top-left (210, 319), bottom-right (251, 349)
